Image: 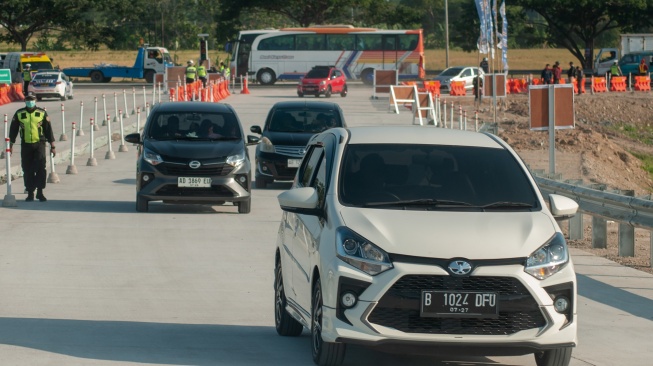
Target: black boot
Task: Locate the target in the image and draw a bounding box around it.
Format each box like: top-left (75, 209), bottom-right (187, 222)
top-left (36, 189), bottom-right (47, 202)
top-left (26, 191), bottom-right (34, 202)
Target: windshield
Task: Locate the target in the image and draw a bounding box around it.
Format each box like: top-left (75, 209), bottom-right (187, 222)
top-left (339, 144), bottom-right (540, 210)
top-left (146, 112), bottom-right (242, 140)
top-left (268, 109), bottom-right (343, 133)
top-left (22, 61), bottom-right (53, 71)
top-left (439, 67), bottom-right (463, 77)
top-left (305, 68), bottom-right (330, 79)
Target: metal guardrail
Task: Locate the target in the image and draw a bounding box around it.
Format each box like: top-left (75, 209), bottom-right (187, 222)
top-left (534, 173), bottom-right (653, 268)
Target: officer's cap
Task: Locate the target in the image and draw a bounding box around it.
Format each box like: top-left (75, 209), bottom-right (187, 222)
top-left (25, 92), bottom-right (36, 101)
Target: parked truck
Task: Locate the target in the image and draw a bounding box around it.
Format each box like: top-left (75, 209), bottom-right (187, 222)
top-left (594, 34), bottom-right (653, 75)
top-left (63, 46), bottom-right (174, 83)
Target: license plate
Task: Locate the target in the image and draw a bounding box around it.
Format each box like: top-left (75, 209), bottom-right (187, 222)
top-left (421, 291), bottom-right (498, 318)
top-left (178, 177), bottom-right (211, 187)
top-left (287, 159), bottom-right (302, 168)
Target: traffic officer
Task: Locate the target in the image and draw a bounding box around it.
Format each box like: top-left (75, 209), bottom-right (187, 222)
top-left (219, 62), bottom-right (230, 80)
top-left (22, 63), bottom-right (32, 97)
top-left (610, 60), bottom-right (622, 77)
top-left (185, 60), bottom-right (197, 84)
top-left (8, 92), bottom-right (56, 202)
top-left (197, 60), bottom-right (208, 87)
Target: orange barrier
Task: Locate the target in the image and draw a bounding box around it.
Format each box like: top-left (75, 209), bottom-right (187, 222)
top-left (610, 76), bottom-right (627, 92)
top-left (592, 77), bottom-right (607, 93)
top-left (571, 78), bottom-right (586, 94)
top-left (449, 81), bottom-right (466, 96)
top-left (423, 80), bottom-right (440, 97)
top-left (13, 82), bottom-right (24, 101)
top-left (634, 76), bottom-right (651, 91)
top-left (0, 85), bottom-right (9, 105)
top-left (531, 78), bottom-right (542, 85)
top-left (559, 78), bottom-right (566, 84)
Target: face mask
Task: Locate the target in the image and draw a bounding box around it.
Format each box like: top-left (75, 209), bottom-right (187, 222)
top-left (25, 101), bottom-right (35, 108)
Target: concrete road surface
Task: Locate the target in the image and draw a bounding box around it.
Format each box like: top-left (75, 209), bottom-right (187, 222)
top-left (1, 84), bottom-right (652, 365)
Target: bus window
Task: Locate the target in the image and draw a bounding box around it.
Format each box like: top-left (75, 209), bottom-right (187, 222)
top-left (259, 35), bottom-right (295, 50)
top-left (399, 35), bottom-right (419, 51)
top-left (326, 34), bottom-right (355, 50)
top-left (356, 35), bottom-right (382, 51)
top-left (297, 34), bottom-right (325, 50)
top-left (383, 36), bottom-right (397, 51)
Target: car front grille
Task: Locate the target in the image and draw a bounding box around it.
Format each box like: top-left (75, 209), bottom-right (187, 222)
top-left (156, 185), bottom-right (234, 197)
top-left (274, 145), bottom-right (305, 158)
top-left (157, 163), bottom-right (233, 176)
top-left (272, 163), bottom-right (298, 178)
top-left (367, 275), bottom-right (545, 335)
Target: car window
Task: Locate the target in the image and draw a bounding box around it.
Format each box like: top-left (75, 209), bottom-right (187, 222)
top-left (299, 146), bottom-right (324, 187)
top-left (146, 112), bottom-right (242, 140)
top-left (306, 68), bottom-right (330, 79)
top-left (339, 144), bottom-right (540, 209)
top-left (268, 109), bottom-right (343, 133)
top-left (461, 69), bottom-right (473, 77)
top-left (439, 68), bottom-right (463, 77)
top-left (33, 74), bottom-right (59, 81)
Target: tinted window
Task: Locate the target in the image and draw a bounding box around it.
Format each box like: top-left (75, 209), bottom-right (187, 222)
top-left (440, 68), bottom-right (463, 77)
top-left (306, 68), bottom-right (330, 78)
top-left (268, 108), bottom-right (343, 133)
top-left (146, 112), bottom-right (242, 140)
top-left (339, 144), bottom-right (539, 209)
top-left (296, 34), bottom-right (325, 50)
top-left (326, 34), bottom-right (355, 50)
top-left (356, 35), bottom-right (382, 50)
top-left (313, 154), bottom-right (327, 208)
top-left (33, 73), bottom-right (60, 81)
top-left (398, 34), bottom-right (419, 51)
top-left (300, 146), bottom-right (324, 187)
top-left (258, 35), bottom-right (294, 50)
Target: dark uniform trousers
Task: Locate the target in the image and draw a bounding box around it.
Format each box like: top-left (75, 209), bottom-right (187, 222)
top-left (21, 142), bottom-right (47, 191)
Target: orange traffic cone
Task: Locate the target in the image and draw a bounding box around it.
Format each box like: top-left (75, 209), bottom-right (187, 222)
top-left (241, 76), bottom-right (250, 95)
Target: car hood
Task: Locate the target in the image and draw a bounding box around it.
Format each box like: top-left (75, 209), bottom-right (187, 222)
top-left (265, 131), bottom-right (315, 146)
top-left (339, 208), bottom-right (556, 259)
top-left (145, 139), bottom-right (242, 159)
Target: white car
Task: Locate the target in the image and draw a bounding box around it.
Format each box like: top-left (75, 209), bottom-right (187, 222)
top-left (274, 126), bottom-right (579, 366)
top-left (28, 70), bottom-right (73, 101)
top-left (433, 66), bottom-right (482, 92)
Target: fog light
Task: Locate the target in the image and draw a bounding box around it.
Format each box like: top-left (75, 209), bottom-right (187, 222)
top-left (554, 296), bottom-right (570, 313)
top-left (142, 174), bottom-right (150, 181)
top-left (238, 176), bottom-right (247, 183)
top-left (341, 291), bottom-right (357, 309)
top-left (262, 165), bottom-right (269, 171)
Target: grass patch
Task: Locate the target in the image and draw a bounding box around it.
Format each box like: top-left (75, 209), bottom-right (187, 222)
top-left (611, 123), bottom-right (653, 146)
top-left (631, 151), bottom-right (653, 179)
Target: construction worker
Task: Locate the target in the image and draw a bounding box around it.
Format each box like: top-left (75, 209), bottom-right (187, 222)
top-left (185, 60), bottom-right (197, 84)
top-left (8, 92), bottom-right (56, 202)
top-left (197, 60), bottom-right (208, 87)
top-left (639, 57), bottom-right (649, 76)
top-left (22, 63), bottom-right (32, 97)
top-left (610, 60), bottom-right (622, 77)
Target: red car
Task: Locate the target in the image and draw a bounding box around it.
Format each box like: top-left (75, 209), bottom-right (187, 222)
top-left (297, 66), bottom-right (348, 98)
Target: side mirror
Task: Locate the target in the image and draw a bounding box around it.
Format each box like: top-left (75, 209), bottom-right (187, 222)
top-left (124, 133), bottom-right (141, 144)
top-left (247, 135), bottom-right (260, 145)
top-left (549, 194), bottom-right (578, 221)
top-left (250, 125), bottom-right (262, 134)
top-left (278, 187), bottom-right (321, 216)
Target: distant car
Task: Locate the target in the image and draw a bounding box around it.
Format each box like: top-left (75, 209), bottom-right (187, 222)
top-left (433, 66), bottom-right (482, 92)
top-left (250, 100), bottom-right (346, 188)
top-left (297, 66), bottom-right (348, 98)
top-left (124, 102), bottom-right (260, 213)
top-left (28, 71), bottom-right (73, 101)
top-left (273, 125), bottom-right (579, 366)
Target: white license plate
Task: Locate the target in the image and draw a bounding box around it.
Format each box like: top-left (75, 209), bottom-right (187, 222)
top-left (287, 159), bottom-right (302, 168)
top-left (178, 177), bottom-right (211, 187)
top-left (421, 290), bottom-right (498, 318)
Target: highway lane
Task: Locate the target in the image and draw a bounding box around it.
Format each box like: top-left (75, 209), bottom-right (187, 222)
top-left (1, 84), bottom-right (652, 365)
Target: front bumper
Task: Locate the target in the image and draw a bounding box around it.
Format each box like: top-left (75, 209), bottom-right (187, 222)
top-left (256, 151), bottom-right (302, 181)
top-left (319, 258), bottom-right (577, 355)
top-left (298, 84), bottom-right (327, 95)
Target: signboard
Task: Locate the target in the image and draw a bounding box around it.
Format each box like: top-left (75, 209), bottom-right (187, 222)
top-left (0, 69), bottom-right (11, 84)
top-left (200, 40), bottom-right (208, 62)
top-left (529, 84), bottom-right (574, 130)
top-left (483, 73), bottom-right (506, 97)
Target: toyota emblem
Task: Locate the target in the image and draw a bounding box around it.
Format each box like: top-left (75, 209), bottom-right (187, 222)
top-left (448, 260), bottom-right (473, 276)
top-left (189, 160), bottom-right (201, 169)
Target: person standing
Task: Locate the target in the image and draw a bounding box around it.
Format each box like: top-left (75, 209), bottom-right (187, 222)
top-left (22, 63), bottom-right (32, 97)
top-left (610, 60), bottom-right (622, 76)
top-left (197, 60), bottom-right (208, 87)
top-left (185, 60), bottom-right (197, 84)
top-left (219, 62), bottom-right (231, 80)
top-left (480, 57), bottom-right (489, 74)
top-left (8, 93), bottom-right (56, 202)
top-left (575, 66), bottom-right (584, 95)
top-left (473, 73), bottom-right (483, 105)
top-left (567, 61), bottom-right (575, 80)
top-left (541, 64), bottom-right (553, 84)
top-left (639, 57), bottom-right (649, 76)
top-left (552, 61), bottom-right (562, 84)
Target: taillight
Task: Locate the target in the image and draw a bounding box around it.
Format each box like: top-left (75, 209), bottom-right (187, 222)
top-left (56, 81), bottom-right (62, 85)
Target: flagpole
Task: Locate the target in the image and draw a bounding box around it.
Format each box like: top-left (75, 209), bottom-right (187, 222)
top-left (445, 0), bottom-right (450, 68)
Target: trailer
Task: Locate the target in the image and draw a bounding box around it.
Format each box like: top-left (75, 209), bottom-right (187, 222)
top-left (63, 46), bottom-right (174, 83)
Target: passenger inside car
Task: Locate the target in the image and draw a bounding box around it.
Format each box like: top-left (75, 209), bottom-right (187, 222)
top-left (164, 116), bottom-right (181, 137)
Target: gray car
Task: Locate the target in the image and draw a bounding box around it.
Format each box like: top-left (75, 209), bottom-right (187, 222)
top-left (125, 102), bottom-right (260, 213)
top-left (433, 66), bottom-right (482, 92)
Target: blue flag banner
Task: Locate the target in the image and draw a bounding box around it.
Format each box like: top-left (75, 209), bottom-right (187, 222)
top-left (500, 0), bottom-right (508, 70)
top-left (475, 0), bottom-right (489, 54)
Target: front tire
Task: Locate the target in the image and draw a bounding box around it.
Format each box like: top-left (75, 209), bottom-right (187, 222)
top-left (257, 68), bottom-right (277, 85)
top-left (144, 70), bottom-right (155, 84)
top-left (340, 84), bottom-right (348, 97)
top-left (60, 93), bottom-right (66, 101)
top-left (534, 347), bottom-right (572, 366)
top-left (90, 70), bottom-right (104, 83)
top-left (238, 198), bottom-right (251, 214)
top-left (312, 278), bottom-right (346, 366)
top-left (136, 195), bottom-right (149, 212)
top-left (325, 86), bottom-right (332, 98)
top-left (275, 260), bottom-right (303, 336)
top-left (298, 92), bottom-right (304, 97)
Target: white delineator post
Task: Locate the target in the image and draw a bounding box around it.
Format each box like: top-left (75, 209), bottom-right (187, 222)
top-left (105, 113), bottom-right (115, 160)
top-left (450, 101), bottom-right (454, 128)
top-left (475, 110), bottom-right (479, 132)
top-left (87, 118), bottom-right (97, 166)
top-left (59, 104), bottom-right (68, 141)
top-left (1, 114), bottom-right (7, 159)
top-left (66, 122), bottom-right (78, 174)
top-left (118, 111), bottom-right (128, 152)
top-left (77, 101), bottom-right (85, 136)
top-left (443, 100), bottom-right (447, 128)
top-left (142, 86), bottom-right (147, 110)
top-left (458, 105), bottom-right (463, 130)
top-left (113, 92), bottom-right (119, 122)
top-left (131, 87), bottom-right (137, 115)
top-left (47, 150), bottom-right (60, 184)
top-left (122, 89), bottom-right (129, 118)
top-left (146, 103), bottom-right (150, 119)
top-left (102, 94), bottom-right (108, 126)
top-left (158, 82), bottom-right (162, 104)
top-left (137, 107), bottom-right (141, 132)
top-left (2, 137), bottom-right (17, 207)
top-left (93, 96), bottom-right (100, 131)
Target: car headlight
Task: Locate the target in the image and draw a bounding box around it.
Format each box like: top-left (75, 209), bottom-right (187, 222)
top-left (336, 227), bottom-right (393, 276)
top-left (226, 150), bottom-right (245, 167)
top-left (144, 148), bottom-right (163, 166)
top-left (320, 80), bottom-right (326, 85)
top-left (525, 232), bottom-right (569, 280)
top-left (259, 136), bottom-right (275, 153)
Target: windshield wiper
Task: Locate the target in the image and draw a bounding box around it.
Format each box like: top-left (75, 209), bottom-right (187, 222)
top-left (363, 198), bottom-right (474, 208)
top-left (481, 201), bottom-right (535, 209)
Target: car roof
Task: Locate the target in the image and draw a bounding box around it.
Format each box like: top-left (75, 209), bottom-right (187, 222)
top-left (152, 101), bottom-right (235, 113)
top-left (343, 126), bottom-right (503, 148)
top-left (272, 100), bottom-right (341, 110)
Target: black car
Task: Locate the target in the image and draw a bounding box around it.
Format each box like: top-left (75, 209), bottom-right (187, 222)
top-left (125, 102), bottom-right (259, 213)
top-left (250, 101), bottom-right (346, 188)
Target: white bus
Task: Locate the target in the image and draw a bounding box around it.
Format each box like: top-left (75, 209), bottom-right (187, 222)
top-left (227, 26), bottom-right (425, 85)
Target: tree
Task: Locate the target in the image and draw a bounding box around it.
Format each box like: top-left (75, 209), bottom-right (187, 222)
top-left (513, 0), bottom-right (653, 68)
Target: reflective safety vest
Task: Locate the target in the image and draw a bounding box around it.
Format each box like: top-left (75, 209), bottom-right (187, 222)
top-left (22, 70), bottom-right (32, 82)
top-left (186, 66), bottom-right (197, 79)
top-left (197, 66), bottom-right (207, 78)
top-left (223, 66), bottom-right (230, 79)
top-left (610, 65), bottom-right (620, 76)
top-left (640, 63), bottom-right (648, 75)
top-left (17, 109), bottom-right (45, 143)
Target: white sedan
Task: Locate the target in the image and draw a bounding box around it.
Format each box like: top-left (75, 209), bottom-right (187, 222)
top-left (28, 71), bottom-right (74, 101)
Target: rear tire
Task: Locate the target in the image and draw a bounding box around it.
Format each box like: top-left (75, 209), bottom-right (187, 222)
top-left (90, 70), bottom-right (104, 83)
top-left (144, 70), bottom-right (155, 84)
top-left (298, 92), bottom-right (304, 97)
top-left (312, 278), bottom-right (346, 366)
top-left (136, 195), bottom-right (149, 212)
top-left (275, 260), bottom-right (304, 336)
top-left (340, 84), bottom-right (348, 97)
top-left (257, 69), bottom-right (277, 85)
top-left (534, 347), bottom-right (572, 366)
top-left (238, 198), bottom-right (251, 214)
top-left (60, 93), bottom-right (66, 101)
top-left (360, 68), bottom-right (374, 86)
top-left (325, 86), bottom-right (332, 98)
